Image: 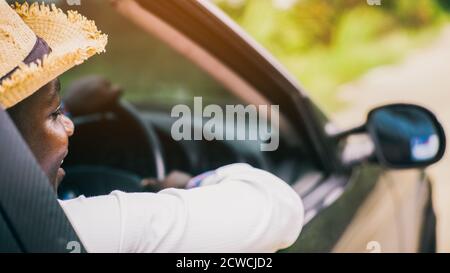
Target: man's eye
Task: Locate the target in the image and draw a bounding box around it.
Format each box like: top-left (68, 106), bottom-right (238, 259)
top-left (51, 107), bottom-right (62, 120)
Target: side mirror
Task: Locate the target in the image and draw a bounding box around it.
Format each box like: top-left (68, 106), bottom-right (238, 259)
top-left (335, 104), bottom-right (446, 169)
top-left (367, 104), bottom-right (446, 168)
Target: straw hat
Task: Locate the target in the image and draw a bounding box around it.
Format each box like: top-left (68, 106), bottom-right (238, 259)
top-left (0, 1), bottom-right (108, 109)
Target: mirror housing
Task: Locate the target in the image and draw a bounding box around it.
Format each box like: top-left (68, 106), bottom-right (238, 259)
top-left (334, 104), bottom-right (446, 169)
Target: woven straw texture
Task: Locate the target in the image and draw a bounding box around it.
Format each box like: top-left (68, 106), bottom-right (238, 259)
top-left (0, 1), bottom-right (107, 109)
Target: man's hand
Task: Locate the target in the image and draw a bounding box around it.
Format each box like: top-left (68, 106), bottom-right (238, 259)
top-left (63, 75), bottom-right (123, 117)
top-left (141, 171), bottom-right (193, 192)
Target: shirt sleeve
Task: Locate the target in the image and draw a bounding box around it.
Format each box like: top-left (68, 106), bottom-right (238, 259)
top-left (59, 164), bottom-right (304, 253)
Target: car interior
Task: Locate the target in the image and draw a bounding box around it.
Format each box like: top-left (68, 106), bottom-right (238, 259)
top-left (57, 0), bottom-right (320, 200)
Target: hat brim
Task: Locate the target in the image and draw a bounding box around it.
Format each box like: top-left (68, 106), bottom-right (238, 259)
top-left (0, 2), bottom-right (107, 109)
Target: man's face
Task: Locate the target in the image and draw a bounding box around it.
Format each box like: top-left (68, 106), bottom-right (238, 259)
top-left (8, 79), bottom-right (74, 190)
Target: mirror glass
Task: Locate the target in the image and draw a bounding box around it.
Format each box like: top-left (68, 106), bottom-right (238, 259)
top-left (368, 104), bottom-right (445, 167)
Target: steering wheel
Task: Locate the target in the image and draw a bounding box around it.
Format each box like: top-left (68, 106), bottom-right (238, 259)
top-left (58, 99), bottom-right (166, 198)
top-left (116, 100), bottom-right (166, 180)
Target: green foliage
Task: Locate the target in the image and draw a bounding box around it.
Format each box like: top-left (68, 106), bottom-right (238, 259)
top-left (215, 0), bottom-right (449, 112)
top-left (381, 0), bottom-right (443, 27)
top-left (437, 0), bottom-right (450, 11)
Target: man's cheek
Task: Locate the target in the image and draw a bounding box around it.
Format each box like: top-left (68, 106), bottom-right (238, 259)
top-left (40, 125), bottom-right (66, 172)
top-left (37, 153), bottom-right (57, 178)
top-left (45, 121), bottom-right (70, 150)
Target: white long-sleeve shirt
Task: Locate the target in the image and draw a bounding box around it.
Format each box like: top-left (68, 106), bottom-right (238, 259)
top-left (59, 164), bottom-right (304, 253)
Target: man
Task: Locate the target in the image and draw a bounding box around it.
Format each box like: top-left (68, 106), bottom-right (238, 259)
top-left (0, 1), bottom-right (304, 252)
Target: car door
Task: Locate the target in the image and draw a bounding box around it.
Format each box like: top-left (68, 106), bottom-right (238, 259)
top-left (125, 0), bottom-right (431, 253)
top-left (331, 168), bottom-right (430, 252)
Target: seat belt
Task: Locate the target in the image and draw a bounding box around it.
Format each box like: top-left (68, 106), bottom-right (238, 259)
top-left (0, 108), bottom-right (86, 253)
top-left (0, 213), bottom-right (21, 252)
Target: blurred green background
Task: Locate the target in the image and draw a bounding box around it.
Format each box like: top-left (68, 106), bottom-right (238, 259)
top-left (213, 0), bottom-right (450, 113)
top-left (13, 0), bottom-right (449, 114)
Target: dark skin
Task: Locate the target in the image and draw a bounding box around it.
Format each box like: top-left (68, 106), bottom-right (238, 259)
top-left (8, 76), bottom-right (191, 192)
top-left (7, 78), bottom-right (73, 191)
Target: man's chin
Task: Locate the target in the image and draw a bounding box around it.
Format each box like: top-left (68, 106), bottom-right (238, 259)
top-left (54, 167), bottom-right (66, 190)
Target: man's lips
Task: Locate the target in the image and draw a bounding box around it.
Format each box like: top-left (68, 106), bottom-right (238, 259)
top-left (55, 150), bottom-right (69, 187)
top-left (60, 150), bottom-right (68, 165)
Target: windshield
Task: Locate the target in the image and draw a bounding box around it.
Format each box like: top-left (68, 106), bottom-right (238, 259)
top-left (58, 0), bottom-right (238, 108)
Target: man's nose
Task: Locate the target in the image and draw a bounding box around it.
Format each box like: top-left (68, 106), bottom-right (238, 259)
top-left (61, 114), bottom-right (75, 137)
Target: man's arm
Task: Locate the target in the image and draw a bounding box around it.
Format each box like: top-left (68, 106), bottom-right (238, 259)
top-left (59, 164), bottom-right (304, 253)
